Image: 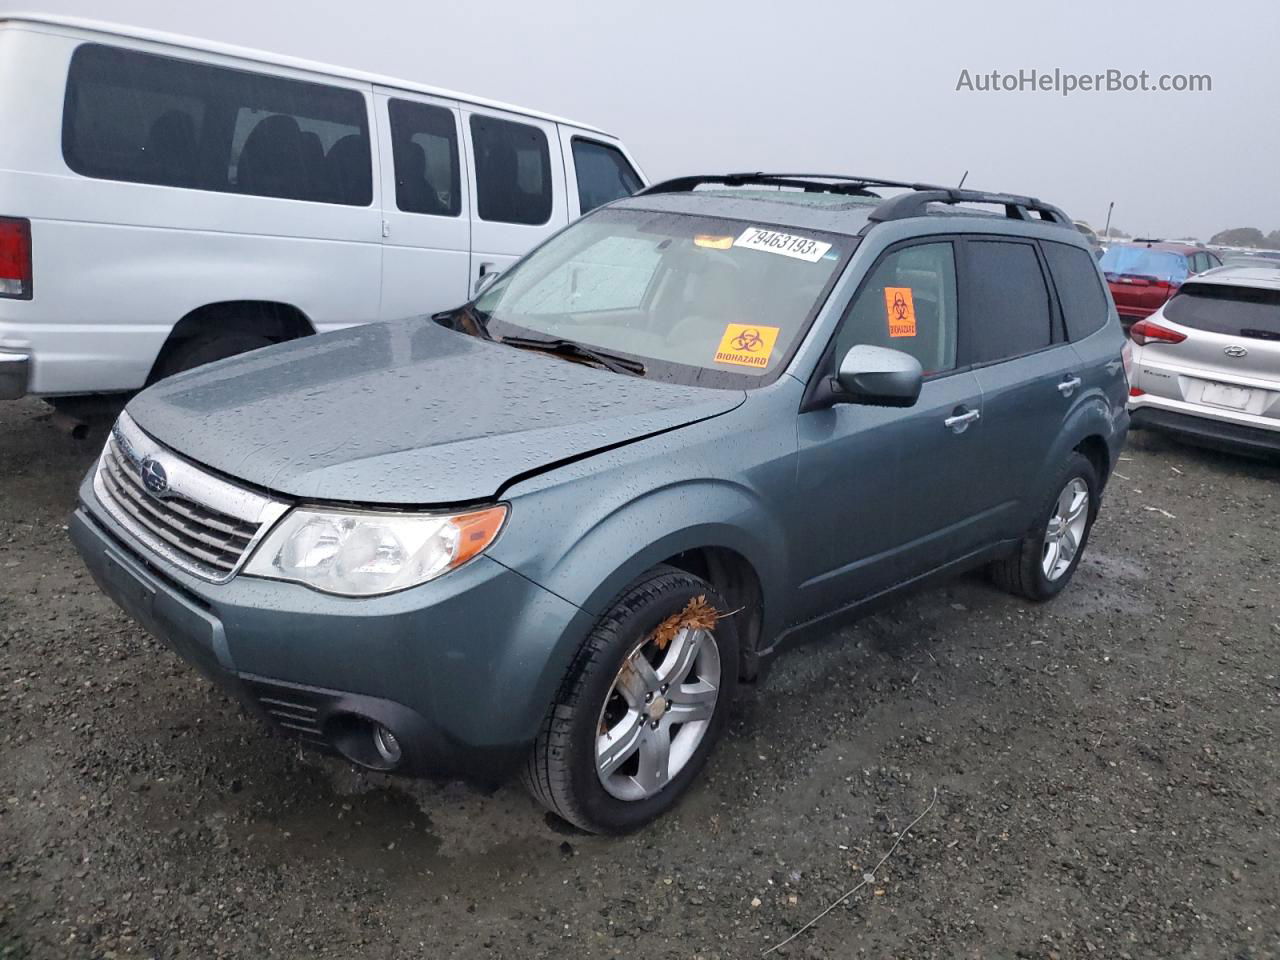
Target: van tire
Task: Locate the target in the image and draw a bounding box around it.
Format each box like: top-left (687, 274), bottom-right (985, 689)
top-left (990, 452), bottom-right (1099, 601)
top-left (151, 332), bottom-right (274, 382)
top-left (523, 565), bottom-right (738, 834)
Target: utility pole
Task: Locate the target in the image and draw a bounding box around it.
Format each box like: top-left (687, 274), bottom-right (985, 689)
top-left (1103, 201), bottom-right (1115, 240)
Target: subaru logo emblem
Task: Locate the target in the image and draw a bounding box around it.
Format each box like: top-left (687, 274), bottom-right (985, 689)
top-left (140, 457), bottom-right (169, 496)
top-left (1224, 344), bottom-right (1248, 358)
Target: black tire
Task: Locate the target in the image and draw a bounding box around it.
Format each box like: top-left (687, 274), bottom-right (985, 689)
top-left (990, 452), bottom-right (1100, 601)
top-left (151, 332), bottom-right (274, 382)
top-left (523, 565), bottom-right (738, 834)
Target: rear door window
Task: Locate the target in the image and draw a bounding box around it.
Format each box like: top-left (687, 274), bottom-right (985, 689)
top-left (571, 138), bottom-right (642, 214)
top-left (834, 241), bottom-right (958, 375)
top-left (63, 43), bottom-right (372, 205)
top-left (388, 99), bottom-right (461, 216)
top-left (1164, 283), bottom-right (1280, 340)
top-left (469, 115), bottom-right (552, 225)
top-left (1042, 241), bottom-right (1110, 340)
top-left (961, 240), bottom-right (1054, 365)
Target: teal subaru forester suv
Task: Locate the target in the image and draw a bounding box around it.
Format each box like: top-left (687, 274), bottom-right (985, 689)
top-left (71, 174), bottom-right (1129, 833)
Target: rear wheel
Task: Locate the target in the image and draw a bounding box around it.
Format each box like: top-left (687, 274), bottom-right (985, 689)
top-left (990, 452), bottom-right (1099, 601)
top-left (523, 566), bottom-right (738, 834)
top-left (151, 332), bottom-right (274, 382)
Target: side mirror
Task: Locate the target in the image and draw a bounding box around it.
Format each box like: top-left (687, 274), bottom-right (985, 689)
top-left (833, 345), bottom-right (923, 407)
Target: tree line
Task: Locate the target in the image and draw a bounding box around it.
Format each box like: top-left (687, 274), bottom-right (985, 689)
top-left (1207, 227), bottom-right (1280, 249)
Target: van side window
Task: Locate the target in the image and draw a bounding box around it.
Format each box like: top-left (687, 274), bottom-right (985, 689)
top-left (1042, 241), bottom-right (1109, 341)
top-left (961, 240), bottom-right (1053, 364)
top-left (387, 100), bottom-right (461, 217)
top-left (62, 43), bottom-right (372, 206)
top-left (571, 139), bottom-right (642, 214)
top-left (834, 242), bottom-right (958, 375)
top-left (469, 115), bottom-right (552, 226)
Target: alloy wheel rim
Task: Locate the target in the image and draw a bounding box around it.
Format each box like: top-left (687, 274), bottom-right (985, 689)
top-left (595, 625), bottom-right (721, 801)
top-left (1042, 477), bottom-right (1089, 581)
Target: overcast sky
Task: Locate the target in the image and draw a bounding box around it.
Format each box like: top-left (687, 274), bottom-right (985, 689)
top-left (33, 0), bottom-right (1279, 240)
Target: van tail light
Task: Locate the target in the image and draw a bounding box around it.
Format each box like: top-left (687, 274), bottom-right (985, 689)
top-left (1129, 319), bottom-right (1186, 346)
top-left (0, 217), bottom-right (32, 300)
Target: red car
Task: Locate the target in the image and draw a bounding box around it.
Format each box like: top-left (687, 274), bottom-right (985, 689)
top-left (1099, 241), bottom-right (1221, 327)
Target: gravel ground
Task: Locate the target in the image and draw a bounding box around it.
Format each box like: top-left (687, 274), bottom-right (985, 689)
top-left (1, 396), bottom-right (1277, 959)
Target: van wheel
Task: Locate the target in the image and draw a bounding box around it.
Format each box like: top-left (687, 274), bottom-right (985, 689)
top-left (990, 452), bottom-right (1099, 601)
top-left (151, 332), bottom-right (274, 382)
top-left (523, 565), bottom-right (738, 834)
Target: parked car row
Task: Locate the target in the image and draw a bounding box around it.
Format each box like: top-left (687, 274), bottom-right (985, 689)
top-left (0, 13), bottom-right (646, 404)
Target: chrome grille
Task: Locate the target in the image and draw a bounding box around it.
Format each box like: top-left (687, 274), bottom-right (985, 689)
top-left (92, 413), bottom-right (288, 582)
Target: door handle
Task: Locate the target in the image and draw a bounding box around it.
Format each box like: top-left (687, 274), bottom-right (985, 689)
top-left (944, 408), bottom-right (980, 432)
top-left (474, 262), bottom-right (499, 295)
top-left (1057, 376), bottom-right (1083, 396)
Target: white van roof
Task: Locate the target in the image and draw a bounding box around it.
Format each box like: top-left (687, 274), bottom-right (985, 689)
top-left (0, 11), bottom-right (614, 137)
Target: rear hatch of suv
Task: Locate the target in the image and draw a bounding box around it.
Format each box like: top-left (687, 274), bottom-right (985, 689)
top-left (1130, 278), bottom-right (1280, 427)
top-left (1100, 246), bottom-right (1190, 326)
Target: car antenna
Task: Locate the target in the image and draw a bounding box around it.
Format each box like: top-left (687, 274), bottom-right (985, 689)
top-left (957, 170), bottom-right (969, 188)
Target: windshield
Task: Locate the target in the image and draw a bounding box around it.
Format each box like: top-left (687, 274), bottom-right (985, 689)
top-left (1099, 246), bottom-right (1189, 282)
top-left (472, 208), bottom-right (852, 387)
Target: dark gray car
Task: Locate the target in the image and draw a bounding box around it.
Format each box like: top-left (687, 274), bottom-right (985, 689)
top-left (70, 174), bottom-right (1129, 833)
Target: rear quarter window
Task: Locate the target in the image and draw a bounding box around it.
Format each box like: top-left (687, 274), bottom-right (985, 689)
top-left (1164, 283), bottom-right (1280, 340)
top-left (62, 43), bottom-right (372, 205)
top-left (1042, 240), bottom-right (1110, 340)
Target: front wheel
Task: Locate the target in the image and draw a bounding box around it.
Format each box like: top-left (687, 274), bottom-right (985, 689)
top-left (990, 452), bottom-right (1100, 601)
top-left (523, 566), bottom-right (738, 834)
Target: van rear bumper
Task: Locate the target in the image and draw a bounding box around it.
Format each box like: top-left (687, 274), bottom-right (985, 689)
top-left (0, 349), bottom-right (30, 399)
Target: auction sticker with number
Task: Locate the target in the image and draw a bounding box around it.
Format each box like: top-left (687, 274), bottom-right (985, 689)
top-left (713, 323), bottom-right (781, 368)
top-left (733, 226), bottom-right (832, 263)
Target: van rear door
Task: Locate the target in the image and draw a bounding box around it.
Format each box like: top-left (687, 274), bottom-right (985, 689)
top-left (374, 88), bottom-right (471, 320)
top-left (462, 107), bottom-right (568, 295)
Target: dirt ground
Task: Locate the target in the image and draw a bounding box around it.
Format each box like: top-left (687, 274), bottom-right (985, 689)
top-left (1, 395), bottom-right (1277, 959)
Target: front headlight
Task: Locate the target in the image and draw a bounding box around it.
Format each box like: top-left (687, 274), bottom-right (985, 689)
top-left (242, 504), bottom-right (507, 597)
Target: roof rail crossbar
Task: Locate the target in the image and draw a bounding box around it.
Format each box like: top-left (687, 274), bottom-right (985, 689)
top-left (867, 188), bottom-right (1072, 226)
top-left (637, 173), bottom-right (899, 197)
top-left (635, 174), bottom-right (1073, 228)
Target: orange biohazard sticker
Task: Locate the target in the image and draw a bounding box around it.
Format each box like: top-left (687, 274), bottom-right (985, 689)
top-left (884, 287), bottom-right (917, 338)
top-left (713, 324), bottom-right (781, 368)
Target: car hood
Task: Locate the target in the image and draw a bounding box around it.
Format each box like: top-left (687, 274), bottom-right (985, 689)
top-left (126, 319), bottom-right (745, 505)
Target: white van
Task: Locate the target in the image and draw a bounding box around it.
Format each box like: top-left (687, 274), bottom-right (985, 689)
top-left (0, 13), bottom-right (647, 402)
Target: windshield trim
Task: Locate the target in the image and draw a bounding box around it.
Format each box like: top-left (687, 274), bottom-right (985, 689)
top-left (471, 206), bottom-right (860, 390)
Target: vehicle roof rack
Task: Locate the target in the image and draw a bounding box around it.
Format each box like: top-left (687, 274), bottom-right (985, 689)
top-left (638, 172), bottom-right (957, 198)
top-left (865, 189), bottom-right (1072, 226)
top-left (636, 173), bottom-right (1072, 227)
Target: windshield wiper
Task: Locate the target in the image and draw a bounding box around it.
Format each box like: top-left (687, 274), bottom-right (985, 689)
top-left (498, 336), bottom-right (647, 376)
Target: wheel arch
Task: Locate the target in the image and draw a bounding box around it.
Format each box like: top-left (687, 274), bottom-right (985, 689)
top-left (147, 300), bottom-right (316, 383)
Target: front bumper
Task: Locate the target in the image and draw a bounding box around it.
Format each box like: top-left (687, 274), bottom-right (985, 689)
top-left (70, 481), bottom-right (594, 783)
top-left (0, 349), bottom-right (30, 399)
